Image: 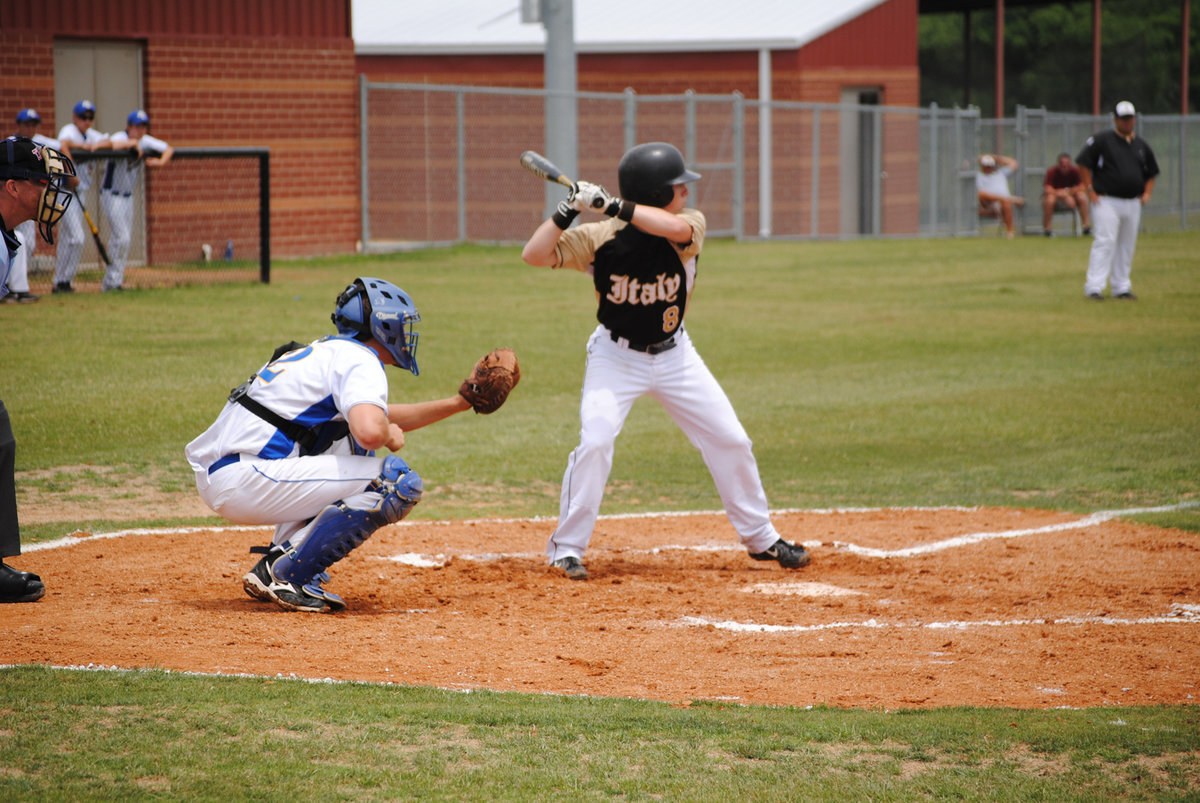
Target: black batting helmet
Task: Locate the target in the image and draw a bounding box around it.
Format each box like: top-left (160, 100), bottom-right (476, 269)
top-left (617, 142), bottom-right (701, 207)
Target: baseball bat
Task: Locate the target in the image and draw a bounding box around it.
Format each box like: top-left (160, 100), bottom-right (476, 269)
top-left (519, 150), bottom-right (573, 188)
top-left (72, 192), bottom-right (112, 266)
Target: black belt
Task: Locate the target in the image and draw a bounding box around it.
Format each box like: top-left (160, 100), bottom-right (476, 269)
top-left (610, 331), bottom-right (678, 355)
top-left (208, 454), bottom-right (241, 475)
top-left (105, 190), bottom-right (132, 197)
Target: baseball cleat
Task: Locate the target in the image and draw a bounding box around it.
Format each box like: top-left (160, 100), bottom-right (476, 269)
top-left (242, 547), bottom-right (329, 613)
top-left (552, 556), bottom-right (589, 580)
top-left (749, 538), bottom-right (811, 569)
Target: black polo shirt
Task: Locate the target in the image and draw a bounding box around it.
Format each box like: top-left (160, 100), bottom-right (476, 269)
top-left (1076, 129), bottom-right (1159, 199)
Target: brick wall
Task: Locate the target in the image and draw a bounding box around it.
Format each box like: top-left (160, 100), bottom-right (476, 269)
top-left (145, 36), bottom-right (359, 261)
top-left (0, 32), bottom-right (59, 132)
top-left (0, 0), bottom-right (359, 262)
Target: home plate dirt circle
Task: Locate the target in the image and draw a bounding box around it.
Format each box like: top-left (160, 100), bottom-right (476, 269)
top-left (8, 506), bottom-right (1200, 710)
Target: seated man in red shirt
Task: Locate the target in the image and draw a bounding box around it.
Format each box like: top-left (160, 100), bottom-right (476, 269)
top-left (1042, 152), bottom-right (1091, 236)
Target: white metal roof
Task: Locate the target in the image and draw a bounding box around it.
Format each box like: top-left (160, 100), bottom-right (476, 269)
top-left (353, 0), bottom-right (889, 55)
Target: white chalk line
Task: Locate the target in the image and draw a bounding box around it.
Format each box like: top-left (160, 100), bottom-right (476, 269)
top-left (23, 502), bottom-right (1198, 566)
top-left (678, 603), bottom-right (1200, 634)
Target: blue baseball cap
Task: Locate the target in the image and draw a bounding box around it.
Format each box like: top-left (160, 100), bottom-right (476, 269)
top-left (16, 108), bottom-right (41, 124)
top-left (74, 100), bottom-right (96, 116)
top-left (127, 109), bottom-right (150, 126)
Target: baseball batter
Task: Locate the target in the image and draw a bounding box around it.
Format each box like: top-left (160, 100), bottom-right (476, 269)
top-left (185, 278), bottom-right (518, 612)
top-left (521, 142), bottom-right (810, 580)
top-left (100, 109), bottom-right (173, 292)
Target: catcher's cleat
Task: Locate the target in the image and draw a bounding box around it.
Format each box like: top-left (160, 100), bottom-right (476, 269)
top-left (0, 562), bottom-right (46, 603)
top-left (749, 538), bottom-right (811, 569)
top-left (552, 556), bottom-right (589, 581)
top-left (242, 546), bottom-right (329, 613)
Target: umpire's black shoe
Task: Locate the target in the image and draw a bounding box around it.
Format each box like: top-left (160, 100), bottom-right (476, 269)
top-left (242, 546), bottom-right (328, 613)
top-left (749, 538), bottom-right (811, 569)
top-left (552, 556), bottom-right (589, 580)
top-left (52, 282), bottom-right (74, 294)
top-left (0, 561), bottom-right (46, 603)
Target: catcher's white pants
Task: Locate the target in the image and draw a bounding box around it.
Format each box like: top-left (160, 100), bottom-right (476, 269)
top-left (193, 446), bottom-right (386, 547)
top-left (99, 191), bottom-right (134, 291)
top-left (53, 200), bottom-right (86, 285)
top-left (7, 222), bottom-right (36, 293)
top-left (546, 325), bottom-right (781, 563)
top-left (1085, 195), bottom-right (1141, 297)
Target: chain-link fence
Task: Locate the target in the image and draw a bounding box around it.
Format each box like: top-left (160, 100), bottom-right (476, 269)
top-left (27, 148), bottom-right (269, 294)
top-left (362, 78), bottom-right (1199, 248)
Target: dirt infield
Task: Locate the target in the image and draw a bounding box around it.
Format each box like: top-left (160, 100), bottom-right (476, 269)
top-left (7, 507), bottom-right (1199, 710)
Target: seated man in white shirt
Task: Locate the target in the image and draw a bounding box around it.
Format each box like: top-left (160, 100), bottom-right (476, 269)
top-left (976, 153), bottom-right (1025, 238)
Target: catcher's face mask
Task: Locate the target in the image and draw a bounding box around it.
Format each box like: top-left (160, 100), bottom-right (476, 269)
top-left (1, 139), bottom-right (76, 245)
top-left (33, 147), bottom-right (76, 245)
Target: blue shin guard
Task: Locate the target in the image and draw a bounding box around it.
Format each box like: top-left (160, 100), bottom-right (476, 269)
top-left (272, 456), bottom-right (423, 588)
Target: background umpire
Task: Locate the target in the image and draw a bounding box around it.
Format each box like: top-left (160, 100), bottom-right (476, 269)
top-left (1076, 101), bottom-right (1159, 301)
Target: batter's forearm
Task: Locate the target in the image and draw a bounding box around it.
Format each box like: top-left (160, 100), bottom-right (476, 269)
top-left (522, 219), bottom-right (563, 267)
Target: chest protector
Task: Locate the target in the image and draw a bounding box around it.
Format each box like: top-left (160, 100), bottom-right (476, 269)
top-left (592, 225), bottom-right (690, 344)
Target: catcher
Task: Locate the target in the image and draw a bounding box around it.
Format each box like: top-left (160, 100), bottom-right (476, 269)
top-left (184, 277), bottom-right (519, 612)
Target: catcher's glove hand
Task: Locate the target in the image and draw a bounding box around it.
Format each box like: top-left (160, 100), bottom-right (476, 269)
top-left (459, 347), bottom-right (521, 414)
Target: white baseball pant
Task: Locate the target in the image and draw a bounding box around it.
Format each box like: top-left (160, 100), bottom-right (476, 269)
top-left (53, 201), bottom-right (86, 285)
top-left (99, 191), bottom-right (134, 290)
top-left (194, 449), bottom-right (386, 547)
top-left (546, 325), bottom-right (781, 563)
top-left (1085, 195), bottom-right (1142, 297)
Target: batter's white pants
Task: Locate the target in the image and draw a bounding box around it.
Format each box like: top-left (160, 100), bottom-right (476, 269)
top-left (1085, 195), bottom-right (1142, 297)
top-left (547, 325), bottom-right (781, 563)
top-left (99, 191), bottom-right (134, 291)
top-left (7, 222), bottom-right (36, 293)
top-left (193, 445), bottom-right (386, 548)
top-left (53, 200), bottom-right (86, 285)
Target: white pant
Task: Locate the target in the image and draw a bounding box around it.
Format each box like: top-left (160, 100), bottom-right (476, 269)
top-left (99, 191), bottom-right (134, 290)
top-left (54, 200), bottom-right (86, 285)
top-left (547, 325), bottom-right (781, 562)
top-left (1085, 195), bottom-right (1142, 296)
top-left (193, 447), bottom-right (385, 547)
top-left (7, 222), bottom-right (36, 293)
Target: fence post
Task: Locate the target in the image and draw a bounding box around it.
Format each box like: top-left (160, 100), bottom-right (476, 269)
top-left (456, 90), bottom-right (467, 242)
top-left (685, 89), bottom-right (697, 168)
top-left (733, 91), bottom-right (744, 241)
top-left (929, 103), bottom-right (939, 236)
top-left (260, 150), bottom-right (270, 283)
top-left (359, 74), bottom-right (370, 248)
top-left (623, 88), bottom-right (637, 153)
top-left (1181, 118), bottom-right (1188, 229)
top-left (872, 105), bottom-right (883, 235)
top-left (811, 105), bottom-right (820, 238)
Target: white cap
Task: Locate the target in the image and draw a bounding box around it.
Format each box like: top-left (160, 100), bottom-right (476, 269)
top-left (979, 154), bottom-right (996, 168)
top-left (1114, 101), bottom-right (1136, 117)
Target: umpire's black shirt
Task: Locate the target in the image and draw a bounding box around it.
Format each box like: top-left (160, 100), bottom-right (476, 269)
top-left (1076, 129), bottom-right (1159, 199)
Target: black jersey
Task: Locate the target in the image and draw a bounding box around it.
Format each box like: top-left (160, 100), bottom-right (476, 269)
top-left (554, 208), bottom-right (705, 346)
top-left (1076, 129), bottom-right (1159, 199)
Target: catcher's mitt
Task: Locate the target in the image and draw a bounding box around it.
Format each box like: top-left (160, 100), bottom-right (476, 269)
top-left (459, 347), bottom-right (521, 414)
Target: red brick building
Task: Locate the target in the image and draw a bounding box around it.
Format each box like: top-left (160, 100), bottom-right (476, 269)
top-left (0, 0), bottom-right (359, 261)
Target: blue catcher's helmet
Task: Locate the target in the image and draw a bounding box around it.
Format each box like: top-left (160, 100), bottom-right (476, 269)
top-left (331, 277), bottom-right (421, 375)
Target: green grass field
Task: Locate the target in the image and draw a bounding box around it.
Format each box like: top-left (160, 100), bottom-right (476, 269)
top-left (2, 232), bottom-right (1198, 798)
